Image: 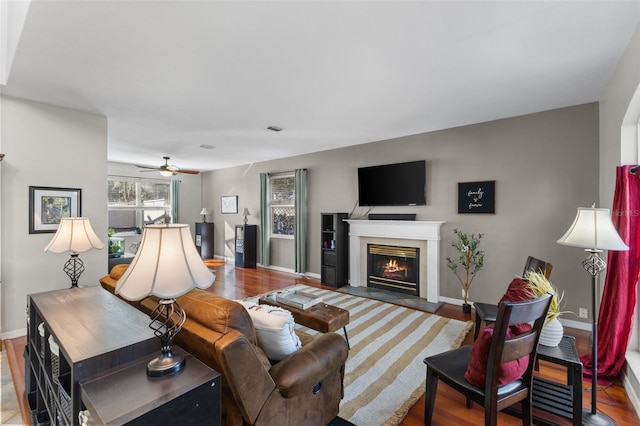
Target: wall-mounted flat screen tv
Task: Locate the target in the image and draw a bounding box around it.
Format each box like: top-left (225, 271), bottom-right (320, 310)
top-left (358, 160), bottom-right (426, 206)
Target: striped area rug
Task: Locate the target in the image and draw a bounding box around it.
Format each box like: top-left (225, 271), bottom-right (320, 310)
top-left (290, 285), bottom-right (473, 426)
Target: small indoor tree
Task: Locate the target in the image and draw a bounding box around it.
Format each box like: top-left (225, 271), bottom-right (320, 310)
top-left (446, 228), bottom-right (485, 312)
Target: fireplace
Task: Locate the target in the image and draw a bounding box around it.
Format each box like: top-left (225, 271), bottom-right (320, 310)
top-left (345, 220), bottom-right (445, 303)
top-left (367, 244), bottom-right (419, 296)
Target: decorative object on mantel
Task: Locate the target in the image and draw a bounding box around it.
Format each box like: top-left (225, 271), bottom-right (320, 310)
top-left (242, 207), bottom-right (251, 225)
top-left (44, 217), bottom-right (105, 287)
top-left (525, 271), bottom-right (568, 347)
top-left (199, 207), bottom-right (209, 222)
top-left (116, 224), bottom-right (215, 377)
top-left (446, 228), bottom-right (485, 313)
top-left (557, 204), bottom-right (628, 426)
top-left (457, 180), bottom-right (496, 214)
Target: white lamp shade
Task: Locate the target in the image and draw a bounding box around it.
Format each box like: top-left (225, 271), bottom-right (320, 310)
top-left (116, 224), bottom-right (215, 301)
top-left (557, 207), bottom-right (629, 251)
top-left (242, 208), bottom-right (251, 216)
top-left (200, 208), bottom-right (209, 216)
top-left (44, 217), bottom-right (105, 253)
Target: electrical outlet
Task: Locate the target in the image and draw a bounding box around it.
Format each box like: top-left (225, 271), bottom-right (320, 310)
top-left (579, 308), bottom-right (588, 318)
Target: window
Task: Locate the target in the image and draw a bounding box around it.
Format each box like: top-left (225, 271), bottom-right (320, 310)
top-left (108, 177), bottom-right (172, 232)
top-left (270, 173), bottom-right (295, 238)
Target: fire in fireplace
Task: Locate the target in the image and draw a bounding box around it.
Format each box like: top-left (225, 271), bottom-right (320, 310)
top-left (367, 244), bottom-right (419, 296)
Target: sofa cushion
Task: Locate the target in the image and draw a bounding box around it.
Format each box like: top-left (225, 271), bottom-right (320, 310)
top-left (237, 300), bottom-right (302, 361)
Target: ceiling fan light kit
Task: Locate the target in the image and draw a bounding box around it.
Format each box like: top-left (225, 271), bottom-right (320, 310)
top-left (136, 156), bottom-right (200, 176)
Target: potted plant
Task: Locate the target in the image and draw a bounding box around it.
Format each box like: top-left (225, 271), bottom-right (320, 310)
top-left (525, 271), bottom-right (568, 346)
top-left (446, 229), bottom-right (485, 313)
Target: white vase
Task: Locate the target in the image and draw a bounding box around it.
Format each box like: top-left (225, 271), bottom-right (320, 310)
top-left (539, 316), bottom-right (563, 346)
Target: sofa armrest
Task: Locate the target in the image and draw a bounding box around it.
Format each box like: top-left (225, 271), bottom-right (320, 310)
top-left (215, 330), bottom-right (276, 424)
top-left (269, 332), bottom-right (348, 398)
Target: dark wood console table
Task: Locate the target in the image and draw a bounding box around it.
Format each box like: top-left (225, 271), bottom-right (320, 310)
top-left (80, 346), bottom-right (221, 425)
top-left (26, 286), bottom-right (221, 426)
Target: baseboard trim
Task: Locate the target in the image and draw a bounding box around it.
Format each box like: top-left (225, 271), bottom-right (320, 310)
top-left (0, 328), bottom-right (27, 341)
top-left (623, 352), bottom-right (640, 419)
top-left (256, 264), bottom-right (318, 280)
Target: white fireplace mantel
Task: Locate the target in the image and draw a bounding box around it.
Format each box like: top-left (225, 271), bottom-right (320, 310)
top-left (345, 220), bottom-right (445, 303)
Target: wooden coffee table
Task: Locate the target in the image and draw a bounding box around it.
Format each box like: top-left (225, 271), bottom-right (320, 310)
top-left (258, 296), bottom-right (350, 348)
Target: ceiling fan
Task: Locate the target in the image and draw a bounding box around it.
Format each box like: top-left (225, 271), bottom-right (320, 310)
top-left (135, 156), bottom-right (200, 176)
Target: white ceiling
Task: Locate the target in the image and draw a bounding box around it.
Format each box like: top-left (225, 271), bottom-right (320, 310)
top-left (2, 1), bottom-right (639, 172)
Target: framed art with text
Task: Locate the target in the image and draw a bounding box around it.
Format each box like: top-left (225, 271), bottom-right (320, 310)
top-left (221, 195), bottom-right (238, 214)
top-left (29, 186), bottom-right (82, 233)
top-left (457, 180), bottom-right (495, 214)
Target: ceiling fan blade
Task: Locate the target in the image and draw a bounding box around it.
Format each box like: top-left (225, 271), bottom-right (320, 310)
top-left (176, 169), bottom-right (200, 175)
top-left (135, 165), bottom-right (159, 170)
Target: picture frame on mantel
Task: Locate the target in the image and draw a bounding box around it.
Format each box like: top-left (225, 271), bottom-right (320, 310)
top-left (457, 180), bottom-right (495, 214)
top-left (221, 195), bottom-right (238, 214)
top-left (29, 186), bottom-right (82, 234)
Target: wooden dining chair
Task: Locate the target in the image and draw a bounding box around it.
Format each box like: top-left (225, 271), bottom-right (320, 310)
top-left (423, 293), bottom-right (552, 426)
top-left (474, 256), bottom-right (552, 340)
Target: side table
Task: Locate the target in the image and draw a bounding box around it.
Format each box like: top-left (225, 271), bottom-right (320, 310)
top-left (532, 335), bottom-right (583, 425)
top-left (506, 335), bottom-right (583, 425)
top-left (80, 346), bottom-right (221, 425)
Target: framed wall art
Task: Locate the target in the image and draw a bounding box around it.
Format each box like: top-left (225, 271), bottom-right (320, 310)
top-left (29, 186), bottom-right (81, 234)
top-left (221, 195), bottom-right (238, 214)
top-left (457, 180), bottom-right (495, 214)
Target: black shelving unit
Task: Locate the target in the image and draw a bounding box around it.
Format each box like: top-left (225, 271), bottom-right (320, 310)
top-left (235, 225), bottom-right (257, 268)
top-left (321, 213), bottom-right (349, 287)
top-left (195, 222), bottom-right (214, 259)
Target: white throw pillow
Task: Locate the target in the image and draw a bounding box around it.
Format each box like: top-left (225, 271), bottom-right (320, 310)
top-left (237, 300), bottom-right (302, 361)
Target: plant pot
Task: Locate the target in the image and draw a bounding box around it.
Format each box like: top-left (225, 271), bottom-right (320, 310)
top-left (462, 303), bottom-right (472, 314)
top-left (539, 316), bottom-right (563, 347)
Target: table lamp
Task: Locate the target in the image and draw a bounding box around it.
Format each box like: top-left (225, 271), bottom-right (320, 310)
top-left (44, 217), bottom-right (105, 287)
top-left (242, 208), bottom-right (251, 225)
top-left (200, 208), bottom-right (209, 223)
top-left (557, 205), bottom-right (628, 426)
top-left (115, 224), bottom-right (215, 376)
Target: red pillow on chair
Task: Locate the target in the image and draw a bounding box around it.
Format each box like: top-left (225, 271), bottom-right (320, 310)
top-left (464, 277), bottom-right (534, 387)
top-left (464, 324), bottom-right (531, 387)
top-left (498, 277), bottom-right (533, 304)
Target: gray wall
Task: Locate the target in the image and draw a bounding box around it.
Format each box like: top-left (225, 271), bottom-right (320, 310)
top-left (1, 96), bottom-right (108, 335)
top-left (203, 103), bottom-right (599, 324)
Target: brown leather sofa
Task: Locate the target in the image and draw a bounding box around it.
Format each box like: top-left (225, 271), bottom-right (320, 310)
top-left (100, 265), bottom-right (349, 425)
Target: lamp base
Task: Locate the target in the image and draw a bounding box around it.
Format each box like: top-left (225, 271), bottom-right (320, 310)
top-left (582, 409), bottom-right (617, 426)
top-left (146, 350), bottom-right (185, 377)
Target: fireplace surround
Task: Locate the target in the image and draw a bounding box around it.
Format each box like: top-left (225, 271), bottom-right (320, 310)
top-left (345, 220), bottom-right (445, 303)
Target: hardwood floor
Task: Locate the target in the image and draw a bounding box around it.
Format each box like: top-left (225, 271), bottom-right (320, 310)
top-left (5, 264), bottom-right (639, 425)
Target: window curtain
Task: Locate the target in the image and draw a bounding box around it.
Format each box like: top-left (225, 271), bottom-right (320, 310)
top-left (294, 169), bottom-right (307, 273)
top-left (171, 179), bottom-right (180, 223)
top-left (582, 164), bottom-right (640, 379)
top-left (260, 173), bottom-right (270, 267)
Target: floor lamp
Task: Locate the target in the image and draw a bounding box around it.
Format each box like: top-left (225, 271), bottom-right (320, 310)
top-left (557, 205), bottom-right (628, 426)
